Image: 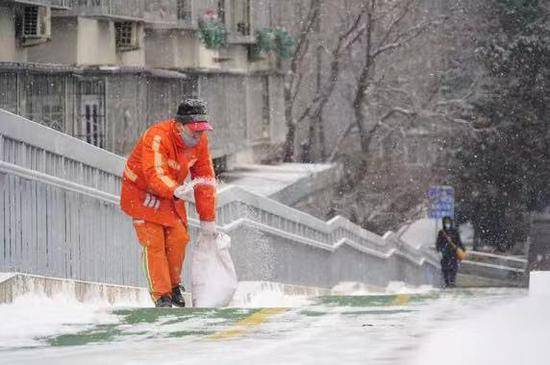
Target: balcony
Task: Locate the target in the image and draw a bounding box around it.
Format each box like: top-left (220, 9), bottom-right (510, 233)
top-left (8, 0), bottom-right (71, 9)
top-left (144, 0), bottom-right (198, 30)
top-left (59, 0), bottom-right (145, 21)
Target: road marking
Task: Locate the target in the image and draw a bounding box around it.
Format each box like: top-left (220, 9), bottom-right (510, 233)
top-left (391, 294), bottom-right (411, 306)
top-left (208, 308), bottom-right (287, 340)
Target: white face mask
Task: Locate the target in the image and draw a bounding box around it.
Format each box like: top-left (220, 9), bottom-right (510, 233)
top-left (180, 128), bottom-right (201, 147)
top-left (444, 223), bottom-right (451, 230)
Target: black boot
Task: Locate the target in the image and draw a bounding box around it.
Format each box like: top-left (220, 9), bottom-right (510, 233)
top-left (172, 286), bottom-right (186, 307)
top-left (155, 294), bottom-right (173, 308)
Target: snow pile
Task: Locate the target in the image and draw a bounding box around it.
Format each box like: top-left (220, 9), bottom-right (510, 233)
top-left (529, 271), bottom-right (550, 297)
top-left (331, 281), bottom-right (435, 296)
top-left (410, 294), bottom-right (549, 365)
top-left (230, 280), bottom-right (437, 305)
top-left (0, 293), bottom-right (120, 349)
top-left (384, 281), bottom-right (435, 295)
top-left (229, 282), bottom-right (313, 308)
top-left (331, 281), bottom-right (372, 295)
top-left (0, 280), bottom-right (151, 349)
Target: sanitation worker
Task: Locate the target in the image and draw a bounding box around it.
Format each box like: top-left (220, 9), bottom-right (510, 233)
top-left (120, 98), bottom-right (217, 307)
top-left (435, 216), bottom-right (465, 288)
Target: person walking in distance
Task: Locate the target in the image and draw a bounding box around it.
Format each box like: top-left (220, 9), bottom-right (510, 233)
top-left (120, 98), bottom-right (217, 307)
top-left (435, 216), bottom-right (466, 288)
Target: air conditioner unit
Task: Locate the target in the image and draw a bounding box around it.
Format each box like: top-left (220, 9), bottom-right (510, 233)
top-left (20, 5), bottom-right (51, 46)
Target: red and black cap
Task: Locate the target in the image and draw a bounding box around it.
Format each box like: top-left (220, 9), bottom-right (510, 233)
top-left (175, 98), bottom-right (213, 131)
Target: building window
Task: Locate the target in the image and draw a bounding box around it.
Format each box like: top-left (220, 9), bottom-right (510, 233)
top-left (115, 21), bottom-right (139, 51)
top-left (77, 80), bottom-right (106, 148)
top-left (177, 0), bottom-right (192, 23)
top-left (24, 75), bottom-right (65, 132)
top-left (19, 5), bottom-right (51, 46)
top-left (231, 0), bottom-right (251, 35)
top-left (84, 104), bottom-right (100, 146)
top-left (23, 6), bottom-right (39, 36)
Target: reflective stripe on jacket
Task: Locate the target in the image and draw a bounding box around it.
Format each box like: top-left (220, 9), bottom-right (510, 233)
top-left (120, 120), bottom-right (216, 227)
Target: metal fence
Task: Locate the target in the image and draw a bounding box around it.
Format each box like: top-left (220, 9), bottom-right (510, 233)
top-left (63, 0), bottom-right (145, 20)
top-left (1, 109), bottom-right (441, 288)
top-left (9, 0), bottom-right (71, 9)
top-left (0, 109), bottom-right (142, 285)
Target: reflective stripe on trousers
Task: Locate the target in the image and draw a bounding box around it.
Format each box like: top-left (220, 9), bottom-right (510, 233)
top-left (133, 219), bottom-right (189, 301)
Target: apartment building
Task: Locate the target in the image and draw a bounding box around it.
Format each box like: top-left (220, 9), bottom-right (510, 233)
top-left (0, 0), bottom-right (289, 165)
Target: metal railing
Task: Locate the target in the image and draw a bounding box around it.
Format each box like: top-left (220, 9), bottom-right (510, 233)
top-left (62, 0), bottom-right (145, 21)
top-left (0, 109), bottom-right (441, 288)
top-left (9, 0), bottom-right (71, 9)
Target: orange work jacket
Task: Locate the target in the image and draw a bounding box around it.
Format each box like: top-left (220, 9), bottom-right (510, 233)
top-left (120, 120), bottom-right (216, 227)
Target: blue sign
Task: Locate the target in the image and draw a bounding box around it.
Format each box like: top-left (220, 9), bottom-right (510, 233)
top-left (427, 186), bottom-right (454, 219)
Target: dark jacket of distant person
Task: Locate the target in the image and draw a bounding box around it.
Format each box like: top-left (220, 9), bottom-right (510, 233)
top-left (436, 216), bottom-right (465, 264)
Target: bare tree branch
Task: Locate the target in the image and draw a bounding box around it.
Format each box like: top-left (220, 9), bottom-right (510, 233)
top-left (367, 189), bottom-right (411, 222)
top-left (290, 40), bottom-right (311, 105)
top-left (435, 79), bottom-right (479, 108)
top-left (328, 106), bottom-right (415, 162)
top-left (284, 0), bottom-right (323, 161)
top-left (372, 17), bottom-right (447, 59)
top-left (295, 9), bottom-right (368, 125)
top-left (376, 0), bottom-right (416, 50)
top-left (292, 1), bottom-right (321, 69)
top-left (328, 122), bottom-right (355, 162)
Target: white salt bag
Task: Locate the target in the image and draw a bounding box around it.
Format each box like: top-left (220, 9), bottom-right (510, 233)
top-left (191, 232), bottom-right (238, 307)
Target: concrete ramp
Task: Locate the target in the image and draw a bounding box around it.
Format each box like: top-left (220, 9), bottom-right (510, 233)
top-left (0, 287), bottom-right (527, 364)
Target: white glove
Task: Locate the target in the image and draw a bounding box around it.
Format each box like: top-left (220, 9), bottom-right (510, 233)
top-left (174, 183), bottom-right (193, 200)
top-left (200, 221), bottom-right (217, 237)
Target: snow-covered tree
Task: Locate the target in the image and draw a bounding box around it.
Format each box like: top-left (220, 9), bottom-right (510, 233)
top-left (452, 0), bottom-right (550, 250)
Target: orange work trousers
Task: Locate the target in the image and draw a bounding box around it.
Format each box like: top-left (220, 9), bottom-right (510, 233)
top-left (133, 219), bottom-right (189, 301)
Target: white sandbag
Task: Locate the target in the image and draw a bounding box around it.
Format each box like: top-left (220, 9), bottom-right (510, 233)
top-left (191, 232), bottom-right (238, 307)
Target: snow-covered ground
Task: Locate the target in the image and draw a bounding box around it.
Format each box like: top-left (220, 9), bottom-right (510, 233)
top-left (0, 291), bottom-right (148, 349)
top-left (409, 293), bottom-right (549, 365)
top-left (0, 282), bottom-right (543, 365)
